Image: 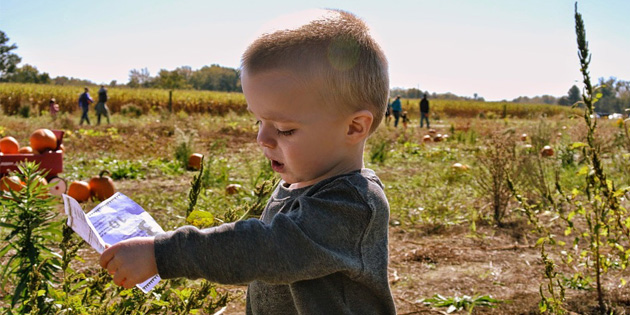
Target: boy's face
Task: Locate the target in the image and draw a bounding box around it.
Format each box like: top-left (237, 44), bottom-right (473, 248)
top-left (243, 69), bottom-right (359, 189)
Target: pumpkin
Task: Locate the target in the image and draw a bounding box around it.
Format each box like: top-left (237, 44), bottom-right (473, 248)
top-left (35, 176), bottom-right (48, 187)
top-left (18, 146), bottom-right (34, 154)
top-left (0, 136), bottom-right (20, 154)
top-left (520, 133), bottom-right (528, 141)
top-left (541, 145), bottom-right (554, 157)
top-left (451, 163), bottom-right (469, 171)
top-left (433, 134), bottom-right (443, 142)
top-left (67, 181), bottom-right (91, 203)
top-left (89, 170), bottom-right (116, 201)
top-left (422, 135), bottom-right (432, 142)
top-left (30, 129), bottom-right (58, 153)
top-left (1, 175), bottom-right (25, 192)
top-left (225, 183), bottom-right (241, 195)
top-left (188, 153), bottom-right (204, 171)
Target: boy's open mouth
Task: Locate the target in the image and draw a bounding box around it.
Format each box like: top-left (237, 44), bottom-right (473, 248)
top-left (271, 160), bottom-right (284, 172)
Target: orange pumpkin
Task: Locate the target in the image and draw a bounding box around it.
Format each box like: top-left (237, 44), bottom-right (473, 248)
top-left (0, 136), bottom-right (20, 154)
top-left (225, 183), bottom-right (241, 195)
top-left (188, 153), bottom-right (204, 170)
top-left (18, 146), bottom-right (34, 154)
top-left (451, 162), bottom-right (469, 171)
top-left (541, 145), bottom-right (554, 157)
top-left (89, 170), bottom-right (116, 201)
top-left (30, 129), bottom-right (58, 153)
top-left (67, 181), bottom-right (91, 203)
top-left (1, 175), bottom-right (25, 192)
top-left (422, 135), bottom-right (432, 142)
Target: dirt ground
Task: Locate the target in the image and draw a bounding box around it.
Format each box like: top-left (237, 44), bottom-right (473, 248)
top-left (209, 221), bottom-right (630, 315)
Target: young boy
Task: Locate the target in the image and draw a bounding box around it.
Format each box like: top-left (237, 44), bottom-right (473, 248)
top-left (100, 9), bottom-right (396, 314)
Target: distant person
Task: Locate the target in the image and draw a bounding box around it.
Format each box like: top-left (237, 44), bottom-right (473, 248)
top-left (95, 85), bottom-right (111, 125)
top-left (49, 98), bottom-right (60, 120)
top-left (385, 101), bottom-right (392, 125)
top-left (401, 110), bottom-right (409, 130)
top-left (391, 95), bottom-right (402, 127)
top-left (419, 94), bottom-right (430, 129)
top-left (78, 87), bottom-right (93, 125)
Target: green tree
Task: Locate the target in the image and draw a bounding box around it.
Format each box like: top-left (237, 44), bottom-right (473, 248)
top-left (189, 64), bottom-right (240, 92)
top-left (52, 75), bottom-right (94, 86)
top-left (0, 30), bottom-right (22, 79)
top-left (5, 64), bottom-right (51, 83)
top-left (557, 96), bottom-right (570, 106)
top-left (589, 77), bottom-right (629, 114)
top-left (567, 85), bottom-right (581, 105)
top-left (156, 66), bottom-right (192, 89)
top-left (128, 67), bottom-right (153, 87)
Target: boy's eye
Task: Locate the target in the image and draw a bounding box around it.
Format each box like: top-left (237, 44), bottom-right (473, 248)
top-left (277, 129), bottom-right (295, 136)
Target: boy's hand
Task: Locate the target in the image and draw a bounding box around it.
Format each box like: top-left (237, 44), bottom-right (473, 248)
top-left (99, 237), bottom-right (158, 289)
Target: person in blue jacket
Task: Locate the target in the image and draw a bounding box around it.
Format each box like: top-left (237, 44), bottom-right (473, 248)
top-left (390, 95), bottom-right (402, 127)
top-left (78, 87), bottom-right (93, 125)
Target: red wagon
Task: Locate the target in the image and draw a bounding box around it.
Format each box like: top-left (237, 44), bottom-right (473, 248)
top-left (0, 130), bottom-right (67, 196)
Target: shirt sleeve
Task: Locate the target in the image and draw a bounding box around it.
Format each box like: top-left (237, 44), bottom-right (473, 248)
top-left (154, 181), bottom-right (375, 285)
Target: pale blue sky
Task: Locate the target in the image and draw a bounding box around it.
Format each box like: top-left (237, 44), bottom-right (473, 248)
top-left (1, 0), bottom-right (628, 101)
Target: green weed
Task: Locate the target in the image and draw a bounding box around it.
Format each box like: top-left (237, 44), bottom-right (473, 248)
top-left (422, 293), bottom-right (504, 313)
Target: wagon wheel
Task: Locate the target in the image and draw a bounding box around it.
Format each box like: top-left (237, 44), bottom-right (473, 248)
top-left (49, 177), bottom-right (67, 196)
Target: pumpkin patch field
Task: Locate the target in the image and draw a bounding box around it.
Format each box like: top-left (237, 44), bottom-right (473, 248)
top-left (0, 105), bottom-right (629, 314)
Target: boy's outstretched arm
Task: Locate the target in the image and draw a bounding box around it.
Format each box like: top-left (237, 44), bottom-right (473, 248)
top-left (99, 237), bottom-right (158, 289)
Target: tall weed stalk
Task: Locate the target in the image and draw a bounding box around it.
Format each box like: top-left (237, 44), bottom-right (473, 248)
top-left (561, 4), bottom-right (630, 312)
top-left (0, 162), bottom-right (61, 312)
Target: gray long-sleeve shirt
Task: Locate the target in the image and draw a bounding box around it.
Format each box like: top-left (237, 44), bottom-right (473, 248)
top-left (154, 168), bottom-right (396, 314)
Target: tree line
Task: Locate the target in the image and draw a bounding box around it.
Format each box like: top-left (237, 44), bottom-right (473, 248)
top-left (1, 29), bottom-right (629, 112)
top-left (0, 30), bottom-right (241, 93)
top-left (393, 79), bottom-right (630, 115)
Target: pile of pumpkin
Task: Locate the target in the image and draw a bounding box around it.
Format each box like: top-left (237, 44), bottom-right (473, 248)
top-left (0, 128), bottom-right (61, 194)
top-left (67, 170), bottom-right (117, 203)
top-left (0, 128), bottom-right (61, 155)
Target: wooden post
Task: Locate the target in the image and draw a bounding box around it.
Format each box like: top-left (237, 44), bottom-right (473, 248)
top-left (168, 90), bottom-right (173, 113)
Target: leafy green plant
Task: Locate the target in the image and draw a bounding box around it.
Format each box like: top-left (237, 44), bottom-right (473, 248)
top-left (422, 293), bottom-right (503, 314)
top-left (108, 159), bottom-right (145, 179)
top-left (0, 162), bottom-right (61, 312)
top-left (369, 138), bottom-right (389, 164)
top-left (173, 127), bottom-right (196, 169)
top-left (18, 104), bottom-right (30, 118)
top-left (453, 128), bottom-right (478, 145)
top-left (562, 273), bottom-right (593, 291)
top-left (538, 242), bottom-right (567, 314)
top-left (186, 156), bottom-right (204, 219)
top-left (120, 103), bottom-right (143, 117)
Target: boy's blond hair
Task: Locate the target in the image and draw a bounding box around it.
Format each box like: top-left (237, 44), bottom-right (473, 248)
top-left (241, 9), bottom-right (389, 133)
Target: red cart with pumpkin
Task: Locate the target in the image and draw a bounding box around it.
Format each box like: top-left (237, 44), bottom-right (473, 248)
top-left (0, 129), bottom-right (67, 196)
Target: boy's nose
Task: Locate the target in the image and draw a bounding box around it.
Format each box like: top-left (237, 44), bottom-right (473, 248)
top-left (257, 126), bottom-right (276, 149)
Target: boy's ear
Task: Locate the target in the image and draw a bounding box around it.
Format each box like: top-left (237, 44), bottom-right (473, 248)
top-left (346, 110), bottom-right (373, 143)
